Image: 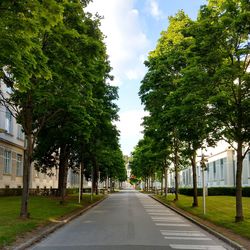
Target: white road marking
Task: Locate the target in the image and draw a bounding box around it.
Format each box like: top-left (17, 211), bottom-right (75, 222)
top-left (146, 209), bottom-right (170, 212)
top-left (170, 244), bottom-right (226, 249)
top-left (152, 218), bottom-right (184, 222)
top-left (165, 236), bottom-right (211, 240)
top-left (148, 213), bottom-right (173, 215)
top-left (161, 231), bottom-right (206, 237)
top-left (151, 216), bottom-right (183, 221)
top-left (155, 223), bottom-right (191, 227)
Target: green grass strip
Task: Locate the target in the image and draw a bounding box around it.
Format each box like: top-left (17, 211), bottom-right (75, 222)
top-left (0, 194), bottom-right (103, 247)
top-left (156, 194), bottom-right (250, 239)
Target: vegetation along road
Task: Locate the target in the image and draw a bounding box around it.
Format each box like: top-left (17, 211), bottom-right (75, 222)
top-left (30, 190), bottom-right (233, 250)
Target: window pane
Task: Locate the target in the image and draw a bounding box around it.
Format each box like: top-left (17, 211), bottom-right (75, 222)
top-left (5, 109), bottom-right (12, 133)
top-left (4, 150), bottom-right (11, 174)
top-left (16, 154), bottom-right (23, 176)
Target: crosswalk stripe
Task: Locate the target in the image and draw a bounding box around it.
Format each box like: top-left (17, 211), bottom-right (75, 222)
top-left (161, 232), bottom-right (206, 237)
top-left (148, 213), bottom-right (173, 215)
top-left (146, 209), bottom-right (169, 212)
top-left (169, 244), bottom-right (226, 249)
top-left (165, 236), bottom-right (211, 240)
top-left (155, 223), bottom-right (191, 227)
top-left (152, 219), bottom-right (184, 222)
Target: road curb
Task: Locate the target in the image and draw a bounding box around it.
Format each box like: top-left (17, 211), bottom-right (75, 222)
top-left (13, 196), bottom-right (108, 250)
top-left (149, 195), bottom-right (246, 250)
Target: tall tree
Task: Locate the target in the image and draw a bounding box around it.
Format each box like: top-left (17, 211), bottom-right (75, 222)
top-left (189, 0), bottom-right (250, 221)
top-left (34, 0), bottom-right (115, 202)
top-left (0, 0), bottom-right (63, 218)
top-left (139, 11), bottom-right (197, 202)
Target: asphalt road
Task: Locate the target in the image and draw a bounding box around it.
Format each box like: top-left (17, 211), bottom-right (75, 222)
top-left (30, 190), bottom-right (234, 250)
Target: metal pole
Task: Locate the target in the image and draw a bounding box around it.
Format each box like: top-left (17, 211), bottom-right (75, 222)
top-left (78, 163), bottom-right (81, 204)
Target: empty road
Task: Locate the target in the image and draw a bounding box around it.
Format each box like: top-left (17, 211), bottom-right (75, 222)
top-left (31, 190), bottom-right (234, 250)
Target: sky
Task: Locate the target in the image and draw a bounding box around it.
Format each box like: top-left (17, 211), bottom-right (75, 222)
top-left (87, 0), bottom-right (206, 156)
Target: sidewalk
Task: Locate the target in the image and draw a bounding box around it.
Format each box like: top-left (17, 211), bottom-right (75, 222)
top-left (150, 195), bottom-right (250, 250)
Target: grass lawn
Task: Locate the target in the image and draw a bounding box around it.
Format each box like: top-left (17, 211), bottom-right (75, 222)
top-left (0, 194), bottom-right (104, 248)
top-left (156, 194), bottom-right (250, 239)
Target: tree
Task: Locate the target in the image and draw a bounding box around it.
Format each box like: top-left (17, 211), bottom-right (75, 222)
top-left (34, 0), bottom-right (117, 202)
top-left (139, 11), bottom-right (197, 202)
top-left (0, 0), bottom-right (63, 218)
top-left (188, 0), bottom-right (250, 221)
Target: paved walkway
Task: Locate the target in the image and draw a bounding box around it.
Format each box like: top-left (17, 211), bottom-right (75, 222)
top-left (30, 190), bottom-right (234, 250)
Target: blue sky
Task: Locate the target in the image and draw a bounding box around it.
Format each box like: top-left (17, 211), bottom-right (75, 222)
top-left (87, 0), bottom-right (206, 156)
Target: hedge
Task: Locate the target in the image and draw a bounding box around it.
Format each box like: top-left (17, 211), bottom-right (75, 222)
top-left (0, 188), bottom-right (91, 197)
top-left (178, 187), bottom-right (250, 197)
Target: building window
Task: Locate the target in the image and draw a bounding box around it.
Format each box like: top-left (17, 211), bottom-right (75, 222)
top-left (5, 109), bottom-right (12, 134)
top-left (17, 124), bottom-right (24, 140)
top-left (3, 150), bottom-right (11, 174)
top-left (16, 154), bottom-right (23, 176)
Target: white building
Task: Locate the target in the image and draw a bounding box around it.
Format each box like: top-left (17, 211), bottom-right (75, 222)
top-left (174, 142), bottom-right (250, 189)
top-left (0, 81), bottom-right (59, 189)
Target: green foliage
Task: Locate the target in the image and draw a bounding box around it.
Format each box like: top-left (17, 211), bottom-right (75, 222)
top-left (0, 0), bottom-right (124, 216)
top-left (137, 0), bottom-right (250, 219)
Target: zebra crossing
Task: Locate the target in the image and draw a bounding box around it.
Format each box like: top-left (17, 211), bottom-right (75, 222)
top-left (137, 193), bottom-right (231, 250)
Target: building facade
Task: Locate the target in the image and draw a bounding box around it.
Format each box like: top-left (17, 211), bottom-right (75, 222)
top-left (171, 143), bottom-right (250, 189)
top-left (0, 81), bottom-right (58, 189)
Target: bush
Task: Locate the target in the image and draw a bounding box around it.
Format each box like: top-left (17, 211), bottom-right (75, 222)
top-left (178, 187), bottom-right (250, 197)
top-left (242, 187), bottom-right (250, 197)
top-left (0, 188), bottom-right (23, 196)
top-left (178, 188), bottom-right (203, 196)
top-left (208, 187), bottom-right (235, 196)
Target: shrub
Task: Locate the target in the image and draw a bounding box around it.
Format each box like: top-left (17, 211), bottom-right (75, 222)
top-left (178, 187), bottom-right (250, 197)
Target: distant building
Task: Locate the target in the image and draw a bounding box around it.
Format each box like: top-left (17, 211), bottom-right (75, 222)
top-left (170, 142), bottom-right (250, 188)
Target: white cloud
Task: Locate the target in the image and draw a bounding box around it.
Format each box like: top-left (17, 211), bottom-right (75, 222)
top-left (86, 0), bottom-right (150, 85)
top-left (114, 110), bottom-right (147, 155)
top-left (148, 0), bottom-right (164, 20)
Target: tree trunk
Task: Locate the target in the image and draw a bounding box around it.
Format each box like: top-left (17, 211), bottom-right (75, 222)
top-left (164, 166), bottom-right (168, 198)
top-left (106, 176), bottom-right (109, 193)
top-left (20, 97), bottom-right (33, 219)
top-left (174, 143), bottom-right (179, 201)
top-left (191, 150), bottom-right (198, 207)
top-left (160, 167), bottom-right (163, 196)
top-left (80, 146), bottom-right (85, 200)
top-left (235, 142), bottom-right (244, 222)
top-left (151, 175), bottom-right (154, 192)
top-left (80, 162), bottom-right (84, 200)
top-left (20, 133), bottom-right (32, 218)
top-left (92, 157), bottom-right (99, 195)
top-left (58, 144), bottom-right (69, 204)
